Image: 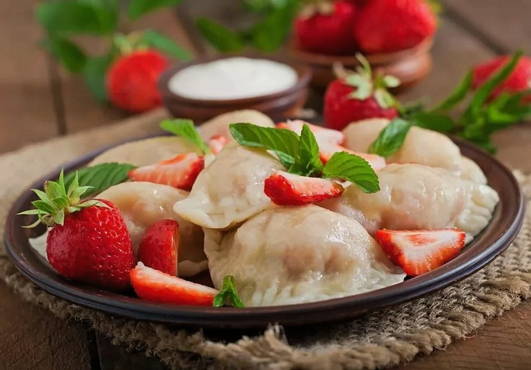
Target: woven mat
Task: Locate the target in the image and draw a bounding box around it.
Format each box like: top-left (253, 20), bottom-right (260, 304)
top-left (1, 108), bottom-right (531, 370)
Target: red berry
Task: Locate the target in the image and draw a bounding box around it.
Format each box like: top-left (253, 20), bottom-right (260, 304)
top-left (107, 50), bottom-right (168, 113)
top-left (138, 220), bottom-right (179, 276)
top-left (47, 200), bottom-right (135, 291)
top-left (295, 0), bottom-right (358, 55)
top-left (353, 0), bottom-right (436, 53)
top-left (324, 79), bottom-right (398, 130)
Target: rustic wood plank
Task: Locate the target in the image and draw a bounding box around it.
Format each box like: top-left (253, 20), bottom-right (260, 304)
top-left (442, 0), bottom-right (531, 54)
top-left (0, 0), bottom-right (60, 154)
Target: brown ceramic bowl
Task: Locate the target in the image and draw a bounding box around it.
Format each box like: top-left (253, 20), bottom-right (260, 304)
top-left (158, 55), bottom-right (312, 122)
top-left (288, 37), bottom-right (433, 90)
top-left (3, 134), bottom-right (525, 329)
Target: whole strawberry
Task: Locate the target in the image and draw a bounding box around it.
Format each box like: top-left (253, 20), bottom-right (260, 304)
top-left (20, 172), bottom-right (135, 291)
top-left (473, 55), bottom-right (531, 101)
top-left (295, 0), bottom-right (358, 55)
top-left (324, 56), bottom-right (399, 130)
top-left (107, 50), bottom-right (168, 113)
top-left (353, 0), bottom-right (436, 53)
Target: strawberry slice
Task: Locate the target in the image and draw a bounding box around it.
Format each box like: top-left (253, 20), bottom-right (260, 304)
top-left (128, 153), bottom-right (204, 191)
top-left (320, 143), bottom-right (386, 170)
top-left (130, 262), bottom-right (218, 306)
top-left (375, 229), bottom-right (466, 276)
top-left (277, 120), bottom-right (344, 145)
top-left (207, 134), bottom-right (228, 154)
top-left (264, 171), bottom-right (344, 206)
top-left (138, 219), bottom-right (179, 276)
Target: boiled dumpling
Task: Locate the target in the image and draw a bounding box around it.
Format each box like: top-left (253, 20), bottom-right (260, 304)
top-left (205, 205), bottom-right (405, 306)
top-left (342, 119), bottom-right (486, 183)
top-left (98, 182), bottom-right (206, 277)
top-left (173, 144), bottom-right (282, 229)
top-left (90, 136), bottom-right (201, 167)
top-left (321, 164), bottom-right (499, 239)
top-left (198, 109), bottom-right (275, 141)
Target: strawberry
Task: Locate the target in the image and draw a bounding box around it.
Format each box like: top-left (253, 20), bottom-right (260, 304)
top-left (20, 172), bottom-right (135, 291)
top-left (138, 220), bottom-right (179, 276)
top-left (375, 229), bottom-right (466, 276)
top-left (264, 171), bottom-right (343, 206)
top-left (207, 134), bottom-right (228, 154)
top-left (107, 50), bottom-right (168, 113)
top-left (324, 57), bottom-right (399, 130)
top-left (294, 0), bottom-right (358, 55)
top-left (277, 120), bottom-right (344, 146)
top-left (353, 0), bottom-right (436, 54)
top-left (473, 55), bottom-right (531, 101)
top-left (130, 262), bottom-right (217, 306)
top-left (128, 153), bottom-right (204, 191)
top-left (319, 144), bottom-right (386, 170)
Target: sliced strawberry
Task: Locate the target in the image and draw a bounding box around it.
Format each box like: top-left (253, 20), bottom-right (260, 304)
top-left (277, 120), bottom-right (344, 145)
top-left (320, 143), bottom-right (386, 170)
top-left (207, 134), bottom-right (228, 154)
top-left (130, 262), bottom-right (218, 306)
top-left (375, 229), bottom-right (466, 276)
top-left (264, 171), bottom-right (343, 206)
top-left (138, 219), bottom-right (179, 276)
top-left (128, 153), bottom-right (204, 191)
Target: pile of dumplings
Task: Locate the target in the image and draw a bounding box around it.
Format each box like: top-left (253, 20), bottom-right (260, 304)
top-left (91, 110), bottom-right (499, 307)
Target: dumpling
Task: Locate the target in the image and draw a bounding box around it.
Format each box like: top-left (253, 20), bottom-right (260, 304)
top-left (321, 164), bottom-right (499, 239)
top-left (198, 109), bottom-right (275, 141)
top-left (98, 182), bottom-right (206, 276)
top-left (90, 136), bottom-right (200, 167)
top-left (342, 119), bottom-right (486, 183)
top-left (205, 205), bottom-right (405, 306)
top-left (459, 157), bottom-right (487, 184)
top-left (173, 144), bottom-right (282, 229)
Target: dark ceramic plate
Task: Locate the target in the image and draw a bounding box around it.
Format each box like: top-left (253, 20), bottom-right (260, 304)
top-left (4, 136), bottom-right (525, 329)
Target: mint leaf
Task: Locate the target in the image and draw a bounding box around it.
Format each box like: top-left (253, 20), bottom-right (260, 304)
top-left (432, 71), bottom-right (473, 112)
top-left (230, 123), bottom-right (300, 169)
top-left (83, 54), bottom-right (112, 101)
top-left (250, 0), bottom-right (298, 52)
top-left (410, 111), bottom-right (454, 132)
top-left (213, 275), bottom-right (245, 308)
top-left (127, 0), bottom-right (182, 20)
top-left (368, 118), bottom-right (412, 158)
top-left (42, 36), bottom-right (87, 73)
top-left (196, 18), bottom-right (245, 52)
top-left (323, 152), bottom-right (380, 193)
top-left (64, 163), bottom-right (136, 198)
top-left (296, 124), bottom-right (323, 176)
top-left (141, 30), bottom-right (191, 61)
top-left (160, 119), bottom-right (209, 154)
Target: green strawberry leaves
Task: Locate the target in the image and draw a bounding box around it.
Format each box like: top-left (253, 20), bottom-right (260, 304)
top-left (140, 30), bottom-right (191, 60)
top-left (128, 0), bottom-right (183, 20)
top-left (196, 18), bottom-right (245, 53)
top-left (213, 275), bottom-right (245, 308)
top-left (41, 36), bottom-right (87, 73)
top-left (160, 119), bottom-right (210, 155)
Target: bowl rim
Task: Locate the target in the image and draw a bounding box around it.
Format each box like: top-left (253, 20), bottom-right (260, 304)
top-left (3, 133), bottom-right (525, 329)
top-left (158, 54), bottom-right (312, 107)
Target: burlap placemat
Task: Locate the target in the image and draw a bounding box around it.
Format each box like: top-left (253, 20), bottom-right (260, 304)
top-left (1, 108), bottom-right (530, 369)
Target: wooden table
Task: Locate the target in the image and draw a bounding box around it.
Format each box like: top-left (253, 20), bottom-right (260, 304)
top-left (2, 1), bottom-right (530, 369)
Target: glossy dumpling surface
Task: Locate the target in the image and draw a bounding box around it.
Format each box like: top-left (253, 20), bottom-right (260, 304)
top-left (98, 182), bottom-right (206, 276)
top-left (321, 164), bottom-right (499, 239)
top-left (205, 205), bottom-right (405, 306)
top-left (90, 136), bottom-right (201, 167)
top-left (198, 109), bottom-right (275, 141)
top-left (173, 144), bottom-right (282, 229)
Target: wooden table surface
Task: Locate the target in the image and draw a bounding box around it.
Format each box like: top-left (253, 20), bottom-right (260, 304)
top-left (2, 1), bottom-right (531, 369)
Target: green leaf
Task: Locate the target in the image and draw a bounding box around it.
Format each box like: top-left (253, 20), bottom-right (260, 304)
top-left (410, 111), bottom-right (454, 132)
top-left (229, 123), bottom-right (300, 169)
top-left (141, 30), bottom-right (191, 60)
top-left (42, 36), bottom-right (87, 73)
top-left (368, 118), bottom-right (412, 158)
top-left (127, 0), bottom-right (182, 20)
top-left (347, 75), bottom-right (372, 100)
top-left (432, 71), bottom-right (473, 112)
top-left (83, 54), bottom-right (112, 101)
top-left (196, 18), bottom-right (245, 52)
top-left (213, 275), bottom-right (245, 308)
top-left (323, 152), bottom-right (380, 193)
top-left (296, 124), bottom-right (323, 176)
top-left (64, 163), bottom-right (136, 198)
top-left (249, 0), bottom-right (297, 52)
top-left (160, 119), bottom-right (209, 154)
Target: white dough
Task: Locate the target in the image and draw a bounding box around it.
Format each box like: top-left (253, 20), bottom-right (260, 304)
top-left (205, 205), bottom-right (405, 306)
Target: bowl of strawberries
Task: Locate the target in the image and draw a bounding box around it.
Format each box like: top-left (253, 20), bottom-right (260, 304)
top-left (289, 0), bottom-right (437, 89)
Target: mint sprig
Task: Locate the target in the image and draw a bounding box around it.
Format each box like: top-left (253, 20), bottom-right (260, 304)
top-left (160, 119), bottom-right (210, 155)
top-left (323, 152), bottom-right (380, 193)
top-left (213, 275), bottom-right (245, 308)
top-left (368, 118), bottom-right (412, 158)
top-left (64, 162), bottom-right (136, 198)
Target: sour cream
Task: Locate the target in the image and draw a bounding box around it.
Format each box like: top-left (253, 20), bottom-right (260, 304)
top-left (168, 57), bottom-right (298, 100)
